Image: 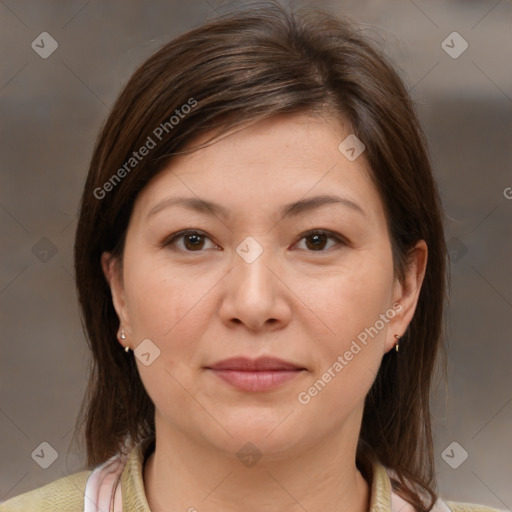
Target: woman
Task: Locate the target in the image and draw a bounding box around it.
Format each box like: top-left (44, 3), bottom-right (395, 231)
top-left (0, 2), bottom-right (503, 511)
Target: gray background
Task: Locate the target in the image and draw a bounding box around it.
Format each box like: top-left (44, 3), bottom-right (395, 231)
top-left (1, 0), bottom-right (511, 508)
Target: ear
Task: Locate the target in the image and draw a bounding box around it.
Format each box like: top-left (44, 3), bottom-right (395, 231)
top-left (384, 240), bottom-right (428, 353)
top-left (101, 251), bottom-right (132, 341)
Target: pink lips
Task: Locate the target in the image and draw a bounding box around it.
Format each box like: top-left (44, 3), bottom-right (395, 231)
top-left (205, 356), bottom-right (306, 392)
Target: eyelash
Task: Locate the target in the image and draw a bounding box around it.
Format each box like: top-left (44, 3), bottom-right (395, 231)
top-left (162, 229), bottom-right (349, 254)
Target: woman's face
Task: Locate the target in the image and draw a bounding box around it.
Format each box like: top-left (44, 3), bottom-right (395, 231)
top-left (103, 113), bottom-right (426, 459)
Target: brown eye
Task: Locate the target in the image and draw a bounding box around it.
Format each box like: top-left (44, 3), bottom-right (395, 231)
top-left (164, 230), bottom-right (217, 252)
top-left (163, 229), bottom-right (347, 254)
top-left (295, 230), bottom-right (347, 252)
top-left (182, 233), bottom-right (205, 251)
top-left (305, 232), bottom-right (329, 251)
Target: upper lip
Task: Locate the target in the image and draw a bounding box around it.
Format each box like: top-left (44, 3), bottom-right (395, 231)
top-left (206, 356), bottom-right (306, 371)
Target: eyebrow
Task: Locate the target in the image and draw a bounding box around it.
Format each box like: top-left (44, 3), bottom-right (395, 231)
top-left (146, 194), bottom-right (366, 221)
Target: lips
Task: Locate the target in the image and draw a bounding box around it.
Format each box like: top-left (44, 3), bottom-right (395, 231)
top-left (205, 357), bottom-right (306, 392)
top-left (206, 356), bottom-right (306, 371)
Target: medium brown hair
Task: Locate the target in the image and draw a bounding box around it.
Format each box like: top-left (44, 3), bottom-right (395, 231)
top-left (73, 3), bottom-right (448, 510)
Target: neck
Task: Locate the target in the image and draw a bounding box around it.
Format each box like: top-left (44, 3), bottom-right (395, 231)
top-left (143, 416), bottom-right (370, 512)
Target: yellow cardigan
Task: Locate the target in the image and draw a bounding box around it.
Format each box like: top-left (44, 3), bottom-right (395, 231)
top-left (0, 440), bottom-right (504, 512)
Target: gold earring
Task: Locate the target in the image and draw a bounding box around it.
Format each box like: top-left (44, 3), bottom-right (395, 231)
top-left (394, 334), bottom-right (401, 352)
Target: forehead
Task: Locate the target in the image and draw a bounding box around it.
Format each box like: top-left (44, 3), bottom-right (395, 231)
top-left (131, 113), bottom-right (385, 228)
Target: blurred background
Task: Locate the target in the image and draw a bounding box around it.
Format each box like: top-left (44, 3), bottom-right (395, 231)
top-left (0, 0), bottom-right (511, 508)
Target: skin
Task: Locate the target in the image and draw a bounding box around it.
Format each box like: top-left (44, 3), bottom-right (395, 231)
top-left (102, 112), bottom-right (427, 512)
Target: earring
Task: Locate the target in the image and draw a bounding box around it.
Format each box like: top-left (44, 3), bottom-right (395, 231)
top-left (394, 334), bottom-right (401, 352)
top-left (119, 330), bottom-right (130, 352)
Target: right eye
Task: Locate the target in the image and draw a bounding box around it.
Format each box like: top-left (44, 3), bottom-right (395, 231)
top-left (162, 230), bottom-right (219, 252)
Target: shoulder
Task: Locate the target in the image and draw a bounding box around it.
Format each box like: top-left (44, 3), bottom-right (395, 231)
top-left (0, 469), bottom-right (92, 512)
top-left (445, 500), bottom-right (507, 512)
top-left (381, 462), bottom-right (505, 512)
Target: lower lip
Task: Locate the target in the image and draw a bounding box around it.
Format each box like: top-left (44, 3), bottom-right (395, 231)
top-left (207, 369), bottom-right (304, 392)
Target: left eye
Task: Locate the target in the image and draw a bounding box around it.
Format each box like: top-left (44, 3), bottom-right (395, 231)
top-left (163, 229), bottom-right (346, 252)
top-left (294, 230), bottom-right (346, 252)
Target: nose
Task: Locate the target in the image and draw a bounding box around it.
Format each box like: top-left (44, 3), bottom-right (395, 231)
top-left (218, 239), bottom-right (292, 332)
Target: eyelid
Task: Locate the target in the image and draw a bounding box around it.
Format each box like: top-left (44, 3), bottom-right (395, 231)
top-left (162, 228), bottom-right (349, 252)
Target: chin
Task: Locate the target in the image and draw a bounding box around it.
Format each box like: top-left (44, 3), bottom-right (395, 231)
top-left (208, 415), bottom-right (308, 456)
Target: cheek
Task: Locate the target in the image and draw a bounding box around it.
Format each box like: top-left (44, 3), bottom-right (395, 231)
top-left (122, 256), bottom-right (213, 413)
top-left (301, 247), bottom-right (394, 340)
top-left (122, 252), bottom-right (220, 372)
top-left (124, 252), bottom-right (196, 337)
top-left (295, 274), bottom-right (392, 425)
top-left (297, 246), bottom-right (394, 392)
